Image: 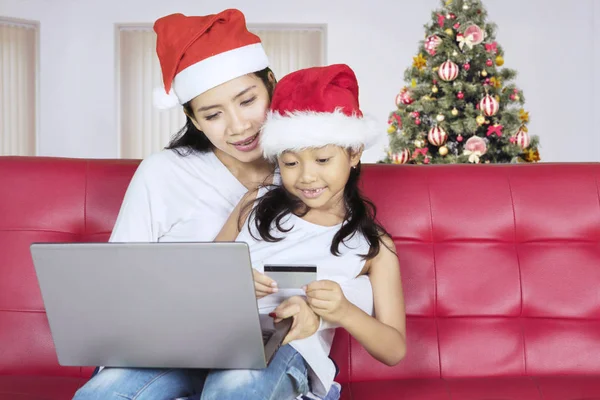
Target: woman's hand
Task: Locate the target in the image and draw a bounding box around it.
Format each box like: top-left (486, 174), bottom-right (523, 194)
top-left (304, 280), bottom-right (351, 325)
top-left (253, 269), bottom-right (278, 299)
top-left (271, 296), bottom-right (320, 345)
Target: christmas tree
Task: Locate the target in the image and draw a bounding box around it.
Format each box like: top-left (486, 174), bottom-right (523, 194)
top-left (383, 0), bottom-right (540, 165)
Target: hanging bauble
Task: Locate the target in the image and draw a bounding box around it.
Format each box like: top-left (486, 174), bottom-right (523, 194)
top-left (396, 87), bottom-right (414, 106)
top-left (391, 149), bottom-right (411, 164)
top-left (479, 94), bottom-right (499, 116)
top-left (514, 127), bottom-right (530, 149)
top-left (438, 60), bottom-right (460, 81)
top-left (428, 125), bottom-right (448, 146)
top-left (425, 35), bottom-right (442, 55)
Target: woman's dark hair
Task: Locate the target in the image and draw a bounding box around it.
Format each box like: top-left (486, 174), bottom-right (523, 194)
top-left (247, 161), bottom-right (390, 260)
top-left (166, 67), bottom-right (277, 156)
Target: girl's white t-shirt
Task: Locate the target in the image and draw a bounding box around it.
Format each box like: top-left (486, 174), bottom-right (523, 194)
top-left (237, 213), bottom-right (371, 398)
top-left (106, 148), bottom-right (374, 397)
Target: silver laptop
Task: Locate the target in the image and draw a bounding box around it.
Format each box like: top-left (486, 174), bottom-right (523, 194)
top-left (30, 242), bottom-right (292, 369)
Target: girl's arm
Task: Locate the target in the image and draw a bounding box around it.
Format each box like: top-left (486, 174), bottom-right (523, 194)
top-left (305, 235), bottom-right (406, 366)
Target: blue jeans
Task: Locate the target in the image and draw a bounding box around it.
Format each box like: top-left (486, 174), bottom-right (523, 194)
top-left (72, 345), bottom-right (332, 400)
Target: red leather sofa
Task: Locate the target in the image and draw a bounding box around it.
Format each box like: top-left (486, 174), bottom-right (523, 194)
top-left (1, 156), bottom-right (599, 399)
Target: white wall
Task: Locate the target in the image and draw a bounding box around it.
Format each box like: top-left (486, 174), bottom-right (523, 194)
top-left (1, 0), bottom-right (599, 162)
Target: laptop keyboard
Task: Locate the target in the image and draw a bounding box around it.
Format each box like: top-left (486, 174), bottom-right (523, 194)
top-left (262, 330), bottom-right (274, 344)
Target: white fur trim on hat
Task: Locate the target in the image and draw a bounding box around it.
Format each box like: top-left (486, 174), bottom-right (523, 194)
top-left (260, 109), bottom-right (384, 160)
top-left (153, 87), bottom-right (180, 110)
top-left (173, 43), bottom-right (269, 105)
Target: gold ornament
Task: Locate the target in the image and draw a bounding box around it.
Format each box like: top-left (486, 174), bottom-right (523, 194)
top-left (436, 114), bottom-right (445, 122)
top-left (432, 85), bottom-right (439, 93)
top-left (463, 4), bottom-right (469, 10)
top-left (445, 28), bottom-right (454, 37)
top-left (439, 146), bottom-right (449, 156)
top-left (413, 53), bottom-right (427, 70)
top-left (445, 0), bottom-right (453, 5)
top-left (481, 70), bottom-right (488, 77)
top-left (387, 125), bottom-right (397, 134)
top-left (519, 108), bottom-right (530, 123)
top-left (452, 51), bottom-right (458, 56)
top-left (414, 139), bottom-right (425, 148)
top-left (451, 108), bottom-right (459, 116)
top-left (514, 95), bottom-right (520, 101)
top-left (490, 76), bottom-right (502, 89)
top-left (524, 148), bottom-right (541, 162)
top-left (411, 78), bottom-right (417, 88)
top-left (495, 55), bottom-right (504, 66)
top-left (476, 115), bottom-right (485, 125)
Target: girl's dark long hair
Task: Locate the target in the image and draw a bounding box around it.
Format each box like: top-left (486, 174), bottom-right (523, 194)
top-left (166, 67), bottom-right (276, 156)
top-left (248, 162), bottom-right (390, 260)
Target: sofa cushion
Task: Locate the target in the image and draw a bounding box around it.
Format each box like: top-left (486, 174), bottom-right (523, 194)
top-left (340, 376), bottom-right (600, 400)
top-left (0, 375), bottom-right (86, 400)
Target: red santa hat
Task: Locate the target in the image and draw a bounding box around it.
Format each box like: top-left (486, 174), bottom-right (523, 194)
top-left (260, 64), bottom-right (382, 159)
top-left (153, 9), bottom-right (269, 109)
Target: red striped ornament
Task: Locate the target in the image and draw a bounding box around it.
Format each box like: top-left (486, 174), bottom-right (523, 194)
top-left (438, 60), bottom-right (459, 82)
top-left (514, 127), bottom-right (530, 149)
top-left (479, 94), bottom-right (499, 116)
top-left (428, 125), bottom-right (448, 146)
top-left (391, 149), bottom-right (411, 164)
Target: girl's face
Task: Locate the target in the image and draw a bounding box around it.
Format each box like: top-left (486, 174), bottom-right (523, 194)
top-left (189, 74), bottom-right (271, 164)
top-left (278, 145), bottom-right (362, 214)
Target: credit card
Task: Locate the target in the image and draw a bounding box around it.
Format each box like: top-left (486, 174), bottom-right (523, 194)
top-left (263, 265), bottom-right (317, 289)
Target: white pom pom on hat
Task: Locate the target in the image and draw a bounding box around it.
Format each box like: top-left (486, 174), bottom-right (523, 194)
top-left (153, 87), bottom-right (180, 110)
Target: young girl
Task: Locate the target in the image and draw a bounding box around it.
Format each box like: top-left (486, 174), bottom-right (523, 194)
top-left (219, 63), bottom-right (407, 399)
top-left (74, 10), bottom-right (373, 400)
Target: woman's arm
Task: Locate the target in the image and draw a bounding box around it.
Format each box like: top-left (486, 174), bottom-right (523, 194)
top-left (306, 235), bottom-right (406, 366)
top-left (110, 158), bottom-right (167, 243)
top-left (214, 190), bottom-right (258, 242)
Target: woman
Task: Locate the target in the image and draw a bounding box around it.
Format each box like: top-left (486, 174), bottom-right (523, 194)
top-left (73, 9), bottom-right (373, 400)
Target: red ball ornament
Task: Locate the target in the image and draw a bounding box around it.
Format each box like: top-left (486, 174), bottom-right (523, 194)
top-left (484, 78), bottom-right (491, 85)
top-left (463, 63), bottom-right (471, 71)
top-left (479, 94), bottom-right (499, 116)
top-left (428, 125), bottom-right (449, 146)
top-left (423, 157), bottom-right (431, 164)
top-left (396, 87), bottom-right (414, 105)
top-left (438, 60), bottom-right (460, 82)
top-left (412, 111), bottom-right (420, 118)
top-left (486, 59), bottom-right (493, 67)
top-left (425, 35), bottom-right (443, 56)
top-left (391, 149), bottom-right (411, 164)
top-left (454, 23), bottom-right (460, 29)
top-left (457, 91), bottom-right (465, 99)
top-left (457, 135), bottom-right (464, 142)
top-left (514, 127), bottom-right (530, 149)
top-left (415, 118), bottom-right (422, 125)
top-left (510, 94), bottom-right (516, 101)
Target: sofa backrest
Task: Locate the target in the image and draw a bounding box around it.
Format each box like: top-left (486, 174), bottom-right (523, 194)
top-left (1, 157), bottom-right (599, 382)
top-left (0, 157), bottom-right (138, 376)
top-left (333, 163), bottom-right (600, 383)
